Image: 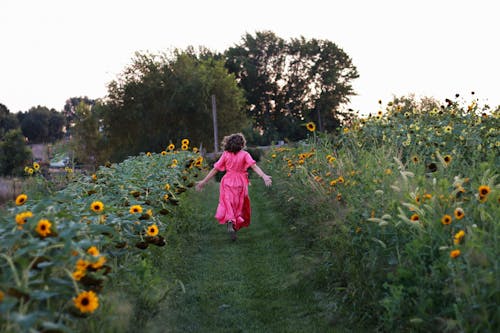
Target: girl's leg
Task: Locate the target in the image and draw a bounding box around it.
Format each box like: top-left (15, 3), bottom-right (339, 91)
top-left (226, 220), bottom-right (237, 241)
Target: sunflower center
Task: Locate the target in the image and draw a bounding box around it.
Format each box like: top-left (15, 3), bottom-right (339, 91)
top-left (41, 225), bottom-right (46, 231)
top-left (81, 297), bottom-right (89, 306)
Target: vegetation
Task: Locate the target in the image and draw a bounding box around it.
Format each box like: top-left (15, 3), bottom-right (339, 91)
top-left (262, 96), bottom-right (499, 332)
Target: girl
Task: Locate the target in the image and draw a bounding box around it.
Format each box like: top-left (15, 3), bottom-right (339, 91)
top-left (196, 133), bottom-right (272, 241)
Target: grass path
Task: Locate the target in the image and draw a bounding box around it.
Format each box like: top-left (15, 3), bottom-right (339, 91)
top-left (146, 180), bottom-right (334, 333)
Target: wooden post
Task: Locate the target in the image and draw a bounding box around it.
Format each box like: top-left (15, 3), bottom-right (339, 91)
top-left (212, 95), bottom-right (218, 153)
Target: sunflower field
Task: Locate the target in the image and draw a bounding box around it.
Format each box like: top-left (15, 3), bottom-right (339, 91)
top-left (0, 143), bottom-right (203, 332)
top-left (263, 98), bottom-right (499, 332)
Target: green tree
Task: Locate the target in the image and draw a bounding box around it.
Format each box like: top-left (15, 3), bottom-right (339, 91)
top-left (71, 101), bottom-right (107, 167)
top-left (225, 31), bottom-right (359, 143)
top-left (0, 103), bottom-right (20, 138)
top-left (18, 106), bottom-right (65, 143)
top-left (103, 49), bottom-right (247, 160)
top-left (0, 129), bottom-right (32, 176)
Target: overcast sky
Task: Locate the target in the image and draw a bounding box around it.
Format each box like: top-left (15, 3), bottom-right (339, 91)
top-left (1, 0), bottom-right (499, 115)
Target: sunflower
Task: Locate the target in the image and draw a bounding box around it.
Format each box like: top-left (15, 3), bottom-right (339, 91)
top-left (15, 211), bottom-right (33, 226)
top-left (73, 290), bottom-right (99, 313)
top-left (161, 151), bottom-right (167, 156)
top-left (146, 152), bottom-right (152, 157)
top-left (36, 219), bottom-right (52, 237)
top-left (87, 246), bottom-right (100, 257)
top-left (27, 168), bottom-right (34, 175)
top-left (444, 126), bottom-right (453, 134)
top-left (90, 201), bottom-right (104, 213)
top-left (441, 214), bottom-right (452, 225)
top-left (72, 270), bottom-right (85, 281)
top-left (91, 174), bottom-right (97, 181)
top-left (75, 258), bottom-right (90, 271)
top-left (410, 214), bottom-right (419, 222)
top-left (15, 194), bottom-right (28, 206)
top-left (129, 205), bottom-right (143, 214)
top-left (91, 256), bottom-right (107, 269)
top-left (167, 143), bottom-right (175, 151)
top-left (411, 155), bottom-right (419, 163)
top-left (181, 144), bottom-right (189, 151)
top-left (33, 162), bottom-right (40, 171)
top-left (453, 230), bottom-right (465, 245)
top-left (181, 138), bottom-right (190, 146)
top-left (443, 155), bottom-right (452, 165)
top-left (163, 194), bottom-right (170, 201)
top-left (146, 224), bottom-right (159, 237)
top-left (336, 193), bottom-right (342, 201)
top-left (454, 207), bottom-right (464, 220)
top-left (164, 183), bottom-right (171, 191)
top-left (305, 122), bottom-right (316, 132)
top-left (337, 176), bottom-right (345, 184)
top-left (449, 249), bottom-right (461, 259)
top-left (193, 147), bottom-right (199, 153)
top-left (478, 185), bottom-right (491, 197)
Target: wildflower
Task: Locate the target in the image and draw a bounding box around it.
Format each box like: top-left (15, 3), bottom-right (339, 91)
top-left (478, 185), bottom-right (491, 198)
top-left (91, 174), bottom-right (97, 181)
top-left (146, 224), bottom-right (159, 237)
top-left (76, 259), bottom-right (90, 271)
top-left (146, 152), bottom-right (152, 156)
top-left (343, 127), bottom-right (349, 134)
top-left (306, 122), bottom-right (316, 132)
top-left (181, 139), bottom-right (190, 146)
top-left (329, 180), bottom-right (337, 187)
top-left (164, 183), bottom-right (171, 191)
top-left (91, 256), bottom-right (106, 269)
top-left (411, 155), bottom-right (419, 163)
top-left (410, 214), bottom-right (419, 222)
top-left (444, 126), bottom-right (453, 134)
top-left (33, 162), bottom-right (40, 171)
top-left (72, 270), bottom-right (85, 281)
top-left (27, 168), bottom-right (34, 175)
top-left (90, 201), bottom-right (104, 213)
top-left (181, 144), bottom-right (189, 151)
top-left (87, 246), bottom-right (100, 257)
top-left (385, 168), bottom-right (392, 175)
top-left (15, 194), bottom-right (28, 206)
top-left (336, 193), bottom-right (342, 201)
top-left (450, 249), bottom-right (461, 259)
top-left (193, 147), bottom-right (199, 153)
top-left (36, 219), bottom-right (52, 237)
top-left (337, 176), bottom-right (345, 183)
top-left (161, 151), bottom-right (167, 155)
top-left (167, 143), bottom-right (175, 151)
top-left (443, 155), bottom-right (452, 165)
top-left (454, 207), bottom-right (464, 220)
top-left (15, 211), bottom-right (33, 226)
top-left (73, 290), bottom-right (99, 313)
top-left (441, 214), bottom-right (452, 225)
top-left (453, 230), bottom-right (465, 245)
top-left (129, 205), bottom-right (143, 214)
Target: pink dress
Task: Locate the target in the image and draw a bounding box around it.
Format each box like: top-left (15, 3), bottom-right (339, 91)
top-left (213, 150), bottom-right (256, 231)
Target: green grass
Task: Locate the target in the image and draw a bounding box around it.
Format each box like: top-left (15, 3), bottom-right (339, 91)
top-left (143, 179), bottom-right (342, 333)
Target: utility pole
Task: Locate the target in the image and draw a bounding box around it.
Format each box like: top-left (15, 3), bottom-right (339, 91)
top-left (212, 95), bottom-right (218, 153)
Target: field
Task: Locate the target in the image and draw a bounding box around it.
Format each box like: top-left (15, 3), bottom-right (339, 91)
top-left (0, 98), bottom-right (498, 332)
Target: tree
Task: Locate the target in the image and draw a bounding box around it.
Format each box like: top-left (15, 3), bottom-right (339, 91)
top-left (103, 49), bottom-right (247, 160)
top-left (225, 31), bottom-right (359, 143)
top-left (18, 106), bottom-right (66, 143)
top-left (0, 103), bottom-right (20, 138)
top-left (0, 129), bottom-right (32, 176)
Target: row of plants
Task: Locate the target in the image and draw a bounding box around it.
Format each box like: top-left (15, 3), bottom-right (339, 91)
top-left (0, 141), bottom-right (204, 332)
top-left (262, 98), bottom-right (499, 332)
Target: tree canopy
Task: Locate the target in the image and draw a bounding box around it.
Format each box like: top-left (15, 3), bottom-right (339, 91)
top-left (102, 49), bottom-right (247, 161)
top-left (225, 31), bottom-right (359, 143)
top-left (17, 106), bottom-right (66, 143)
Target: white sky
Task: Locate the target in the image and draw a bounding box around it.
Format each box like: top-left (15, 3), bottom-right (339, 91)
top-left (1, 0), bottom-right (499, 115)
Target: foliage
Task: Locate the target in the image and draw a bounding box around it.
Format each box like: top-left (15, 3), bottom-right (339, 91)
top-left (63, 96), bottom-right (96, 127)
top-left (0, 142), bottom-right (204, 332)
top-left (262, 95), bottom-right (499, 332)
top-left (17, 106), bottom-right (66, 143)
top-left (225, 31), bottom-right (359, 144)
top-left (0, 103), bottom-right (20, 139)
top-left (103, 49), bottom-right (248, 161)
top-left (0, 129), bottom-right (32, 176)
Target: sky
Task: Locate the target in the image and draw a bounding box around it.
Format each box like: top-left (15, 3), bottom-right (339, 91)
top-left (1, 0), bottom-right (499, 115)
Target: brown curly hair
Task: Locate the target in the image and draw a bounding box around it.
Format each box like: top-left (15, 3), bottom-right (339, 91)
top-left (221, 133), bottom-right (246, 153)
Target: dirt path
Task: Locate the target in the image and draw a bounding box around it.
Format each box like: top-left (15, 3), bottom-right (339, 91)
top-left (146, 181), bottom-right (333, 333)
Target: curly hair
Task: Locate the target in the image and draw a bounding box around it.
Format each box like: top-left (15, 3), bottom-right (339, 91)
top-left (221, 133), bottom-right (246, 153)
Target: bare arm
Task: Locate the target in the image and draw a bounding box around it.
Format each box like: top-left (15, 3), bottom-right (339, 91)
top-left (195, 167), bottom-right (219, 191)
top-left (251, 164), bottom-right (272, 187)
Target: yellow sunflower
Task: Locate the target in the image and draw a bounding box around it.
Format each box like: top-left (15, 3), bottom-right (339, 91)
top-left (161, 151), bottom-right (167, 156)
top-left (146, 224), bottom-right (159, 237)
top-left (443, 155), bottom-right (452, 165)
top-left (36, 219), bottom-right (52, 237)
top-left (73, 290), bottom-right (99, 313)
top-left (454, 207), bottom-right (464, 220)
top-left (129, 205), bottom-right (143, 214)
top-left (441, 214), bottom-right (452, 225)
top-left (167, 143), bottom-right (175, 151)
top-left (305, 122), bottom-right (316, 132)
top-left (87, 246), bottom-right (100, 257)
top-left (15, 211), bottom-right (33, 226)
top-left (181, 144), bottom-right (189, 151)
top-left (90, 201), bottom-right (104, 213)
top-left (181, 138), bottom-right (190, 146)
top-left (453, 230), bottom-right (465, 245)
top-left (15, 194), bottom-right (28, 206)
top-left (449, 249), bottom-right (461, 259)
top-left (478, 185), bottom-right (491, 197)
top-left (91, 256), bottom-right (107, 269)
top-left (410, 214), bottom-right (419, 222)
top-left (33, 162), bottom-right (40, 171)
